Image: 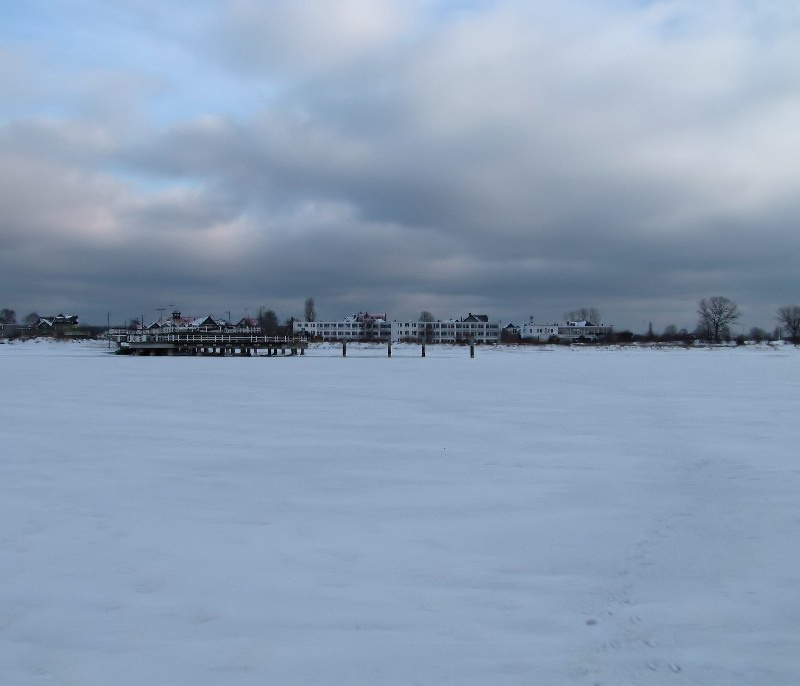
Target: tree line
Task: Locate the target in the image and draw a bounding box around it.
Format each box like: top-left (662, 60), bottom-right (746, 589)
top-left (254, 297), bottom-right (316, 336)
top-left (692, 297), bottom-right (800, 343)
top-left (0, 309), bottom-right (40, 326)
top-left (4, 296), bottom-right (800, 343)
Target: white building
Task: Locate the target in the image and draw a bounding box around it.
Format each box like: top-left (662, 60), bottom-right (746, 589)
top-left (392, 314), bottom-right (500, 344)
top-left (293, 313), bottom-right (391, 342)
top-left (520, 319), bottom-right (612, 343)
top-left (293, 312), bottom-right (501, 344)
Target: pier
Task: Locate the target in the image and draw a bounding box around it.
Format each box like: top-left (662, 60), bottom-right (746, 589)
top-left (114, 328), bottom-right (308, 356)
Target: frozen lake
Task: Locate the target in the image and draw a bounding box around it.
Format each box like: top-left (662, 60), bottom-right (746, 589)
top-left (1, 340), bottom-right (799, 685)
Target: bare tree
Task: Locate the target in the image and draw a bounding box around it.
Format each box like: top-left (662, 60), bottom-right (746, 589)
top-left (23, 312), bottom-right (39, 326)
top-left (0, 308), bottom-right (16, 325)
top-left (259, 309), bottom-right (279, 336)
top-left (776, 305), bottom-right (800, 343)
top-left (661, 324), bottom-right (678, 341)
top-left (360, 313), bottom-right (376, 342)
top-left (565, 307), bottom-right (601, 324)
top-left (419, 311), bottom-right (435, 343)
top-left (749, 327), bottom-right (767, 343)
top-left (304, 297), bottom-right (316, 322)
top-left (696, 296), bottom-right (740, 342)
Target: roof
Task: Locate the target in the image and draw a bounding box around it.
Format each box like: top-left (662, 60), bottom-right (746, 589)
top-left (190, 316), bottom-right (227, 328)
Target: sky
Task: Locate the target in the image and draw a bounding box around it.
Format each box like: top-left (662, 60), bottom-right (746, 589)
top-left (2, 0), bottom-right (799, 331)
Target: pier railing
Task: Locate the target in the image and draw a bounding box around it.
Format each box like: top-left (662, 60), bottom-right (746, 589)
top-left (125, 332), bottom-right (305, 345)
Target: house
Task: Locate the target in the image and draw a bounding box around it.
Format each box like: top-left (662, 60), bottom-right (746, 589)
top-left (145, 312), bottom-right (232, 331)
top-left (520, 318), bottom-right (613, 343)
top-left (34, 314), bottom-right (79, 335)
top-left (501, 323), bottom-right (521, 342)
top-left (189, 316), bottom-right (229, 330)
top-left (235, 317), bottom-right (260, 329)
top-left (147, 310), bottom-right (193, 329)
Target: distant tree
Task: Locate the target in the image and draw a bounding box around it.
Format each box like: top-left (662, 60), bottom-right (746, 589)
top-left (694, 323), bottom-right (711, 341)
top-left (259, 309), bottom-right (279, 336)
top-left (661, 324), bottom-right (678, 341)
top-left (646, 321), bottom-right (655, 341)
top-left (23, 312), bottom-right (39, 326)
top-left (419, 311), bottom-right (435, 343)
top-left (304, 297), bottom-right (316, 322)
top-left (565, 307), bottom-right (601, 324)
top-left (0, 308), bottom-right (16, 325)
top-left (500, 326), bottom-right (520, 344)
top-left (282, 317), bottom-right (295, 338)
top-left (776, 305), bottom-right (800, 343)
top-left (696, 296), bottom-right (740, 343)
top-left (749, 327), bottom-right (767, 343)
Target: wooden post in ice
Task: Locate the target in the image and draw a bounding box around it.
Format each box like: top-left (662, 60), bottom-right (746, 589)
top-left (342, 340), bottom-right (347, 357)
top-left (387, 341), bottom-right (392, 357)
top-left (421, 341), bottom-right (426, 357)
top-left (470, 338), bottom-right (475, 358)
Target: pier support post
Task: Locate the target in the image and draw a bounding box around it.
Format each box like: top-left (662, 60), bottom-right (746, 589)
top-left (470, 338), bottom-right (475, 358)
top-left (421, 342), bottom-right (426, 358)
top-left (342, 341), bottom-right (347, 357)
top-left (387, 341), bottom-right (392, 358)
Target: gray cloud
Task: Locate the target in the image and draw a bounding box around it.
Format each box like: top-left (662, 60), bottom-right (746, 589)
top-left (2, 0), bottom-right (800, 331)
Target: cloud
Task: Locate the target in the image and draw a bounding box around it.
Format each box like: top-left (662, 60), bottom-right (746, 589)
top-left (215, 0), bottom-right (417, 76)
top-left (2, 0), bottom-right (800, 329)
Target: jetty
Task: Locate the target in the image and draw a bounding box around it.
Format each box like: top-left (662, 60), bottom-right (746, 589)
top-left (111, 327), bottom-right (308, 356)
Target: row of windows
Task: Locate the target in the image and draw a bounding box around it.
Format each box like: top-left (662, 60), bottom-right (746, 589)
top-left (299, 324), bottom-right (391, 330)
top-left (300, 323), bottom-right (498, 331)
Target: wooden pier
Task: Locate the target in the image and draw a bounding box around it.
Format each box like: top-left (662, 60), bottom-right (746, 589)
top-left (110, 328), bottom-right (478, 358)
top-left (115, 329), bottom-right (308, 356)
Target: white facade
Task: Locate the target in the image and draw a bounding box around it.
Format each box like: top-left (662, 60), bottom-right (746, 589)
top-left (293, 313), bottom-right (501, 344)
top-left (294, 314), bottom-right (391, 342)
top-left (520, 319), bottom-right (613, 342)
top-left (392, 315), bottom-right (500, 344)
top-left (519, 322), bottom-right (560, 341)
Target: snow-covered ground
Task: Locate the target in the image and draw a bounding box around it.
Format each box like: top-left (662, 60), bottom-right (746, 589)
top-left (1, 340), bottom-right (799, 685)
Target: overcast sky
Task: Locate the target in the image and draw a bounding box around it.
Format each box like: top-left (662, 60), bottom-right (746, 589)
top-left (2, 0), bottom-right (799, 331)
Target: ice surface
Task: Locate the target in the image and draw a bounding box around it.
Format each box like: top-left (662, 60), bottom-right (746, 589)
top-left (1, 340), bottom-right (799, 684)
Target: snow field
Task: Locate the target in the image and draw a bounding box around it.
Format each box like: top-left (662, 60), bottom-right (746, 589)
top-left (1, 340), bottom-right (799, 685)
